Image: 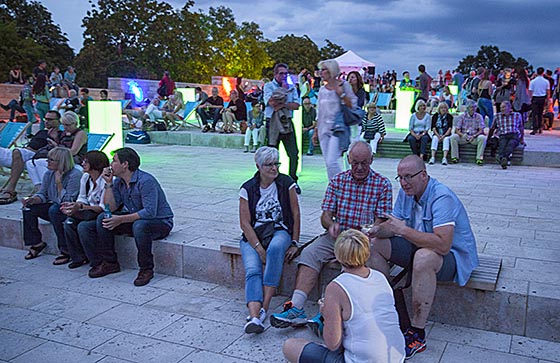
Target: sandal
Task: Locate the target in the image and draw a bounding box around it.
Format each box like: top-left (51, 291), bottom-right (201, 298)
top-left (0, 190), bottom-right (17, 205)
top-left (24, 242), bottom-right (47, 260)
top-left (53, 254), bottom-right (71, 265)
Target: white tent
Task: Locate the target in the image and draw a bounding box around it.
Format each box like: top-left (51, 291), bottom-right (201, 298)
top-left (334, 50), bottom-right (375, 74)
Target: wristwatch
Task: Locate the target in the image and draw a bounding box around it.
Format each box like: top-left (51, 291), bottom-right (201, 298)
top-left (291, 240), bottom-right (298, 248)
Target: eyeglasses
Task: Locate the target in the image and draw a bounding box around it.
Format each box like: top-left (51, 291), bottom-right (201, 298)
top-left (303, 102), bottom-right (311, 105)
top-left (62, 123), bottom-right (73, 126)
top-left (47, 157), bottom-right (57, 162)
top-left (263, 162), bottom-right (281, 168)
top-left (277, 72), bottom-right (288, 75)
top-left (320, 68), bottom-right (328, 72)
top-left (395, 170), bottom-right (423, 182)
top-left (45, 117), bottom-right (58, 121)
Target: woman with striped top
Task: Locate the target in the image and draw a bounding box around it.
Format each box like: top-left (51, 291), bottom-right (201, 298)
top-left (360, 102), bottom-right (386, 155)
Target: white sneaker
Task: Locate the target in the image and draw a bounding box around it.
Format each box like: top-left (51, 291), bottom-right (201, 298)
top-left (428, 157), bottom-right (435, 165)
top-left (246, 308), bottom-right (266, 323)
top-left (442, 157), bottom-right (448, 165)
top-left (244, 317), bottom-right (265, 334)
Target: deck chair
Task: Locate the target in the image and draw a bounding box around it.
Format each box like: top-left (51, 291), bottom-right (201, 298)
top-left (119, 99), bottom-right (132, 109)
top-left (176, 101), bottom-right (201, 129)
top-left (0, 122), bottom-right (31, 149)
top-left (376, 93), bottom-right (392, 109)
top-left (87, 133), bottom-right (114, 152)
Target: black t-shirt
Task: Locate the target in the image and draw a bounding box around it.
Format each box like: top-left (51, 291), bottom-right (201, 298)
top-left (27, 129), bottom-right (59, 151)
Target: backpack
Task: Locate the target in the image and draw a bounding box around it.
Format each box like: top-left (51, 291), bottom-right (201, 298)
top-left (157, 83), bottom-right (168, 98)
top-left (125, 130), bottom-right (151, 144)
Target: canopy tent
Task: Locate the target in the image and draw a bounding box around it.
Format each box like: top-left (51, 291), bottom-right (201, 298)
top-left (334, 50), bottom-right (375, 74)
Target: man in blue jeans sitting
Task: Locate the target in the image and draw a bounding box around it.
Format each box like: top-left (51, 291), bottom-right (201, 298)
top-left (84, 147), bottom-right (174, 286)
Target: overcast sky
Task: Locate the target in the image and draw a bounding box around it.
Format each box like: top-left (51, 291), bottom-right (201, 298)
top-left (40, 0), bottom-right (559, 77)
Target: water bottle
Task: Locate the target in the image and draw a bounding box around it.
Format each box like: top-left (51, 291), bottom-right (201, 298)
top-left (103, 204), bottom-right (112, 219)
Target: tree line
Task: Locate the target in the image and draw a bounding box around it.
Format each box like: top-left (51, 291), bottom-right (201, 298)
top-left (0, 0), bottom-right (531, 88)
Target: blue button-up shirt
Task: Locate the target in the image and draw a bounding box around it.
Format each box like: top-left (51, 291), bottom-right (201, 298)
top-left (263, 79), bottom-right (299, 119)
top-left (113, 169), bottom-right (174, 228)
top-left (392, 177), bottom-right (479, 286)
top-left (36, 167), bottom-right (82, 204)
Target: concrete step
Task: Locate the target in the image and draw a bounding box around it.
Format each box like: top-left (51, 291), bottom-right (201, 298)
top-left (1, 214), bottom-right (558, 344)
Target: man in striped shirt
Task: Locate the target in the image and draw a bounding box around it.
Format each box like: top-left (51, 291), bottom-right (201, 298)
top-left (490, 101), bottom-right (523, 169)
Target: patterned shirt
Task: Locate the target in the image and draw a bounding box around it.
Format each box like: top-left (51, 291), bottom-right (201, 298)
top-left (322, 169), bottom-right (392, 230)
top-left (455, 111), bottom-right (485, 136)
top-left (362, 112), bottom-right (387, 136)
top-left (493, 112), bottom-right (522, 137)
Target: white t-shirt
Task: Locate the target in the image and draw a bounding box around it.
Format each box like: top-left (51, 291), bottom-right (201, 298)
top-left (77, 173), bottom-right (106, 207)
top-left (240, 182), bottom-right (295, 229)
top-left (529, 76), bottom-right (550, 97)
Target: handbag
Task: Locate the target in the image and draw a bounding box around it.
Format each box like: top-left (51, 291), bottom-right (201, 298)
top-left (253, 222), bottom-right (275, 250)
top-left (341, 103), bottom-right (365, 126)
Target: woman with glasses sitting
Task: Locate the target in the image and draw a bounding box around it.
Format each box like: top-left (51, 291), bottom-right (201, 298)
top-left (21, 147), bottom-right (82, 265)
top-left (238, 146), bottom-right (301, 334)
top-left (26, 111), bottom-right (88, 192)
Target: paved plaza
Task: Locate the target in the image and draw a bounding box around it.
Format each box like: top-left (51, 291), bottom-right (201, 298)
top-left (1, 141), bottom-right (560, 362)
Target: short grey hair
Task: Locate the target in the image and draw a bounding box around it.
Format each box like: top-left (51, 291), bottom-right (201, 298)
top-left (254, 146), bottom-right (279, 168)
top-left (436, 102), bottom-right (449, 113)
top-left (465, 99), bottom-right (477, 110)
top-left (48, 147), bottom-right (74, 173)
top-left (318, 59), bottom-right (340, 78)
top-left (348, 140), bottom-right (373, 156)
top-left (415, 99), bottom-right (427, 112)
top-left (61, 111), bottom-right (79, 126)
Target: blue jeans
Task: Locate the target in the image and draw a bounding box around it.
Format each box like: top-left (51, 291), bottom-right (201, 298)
top-left (22, 102), bottom-right (35, 135)
top-left (240, 229), bottom-right (291, 304)
top-left (477, 98), bottom-right (494, 128)
top-left (64, 217), bottom-right (100, 265)
top-left (23, 202), bottom-right (68, 254)
top-left (304, 129), bottom-right (315, 153)
top-left (35, 101), bottom-right (50, 131)
top-left (81, 213), bottom-right (172, 270)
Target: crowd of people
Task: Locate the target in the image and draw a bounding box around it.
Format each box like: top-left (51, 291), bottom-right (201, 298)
top-left (1, 57), bottom-right (559, 362)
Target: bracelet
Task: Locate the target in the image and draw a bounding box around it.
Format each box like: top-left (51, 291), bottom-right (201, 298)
top-left (104, 183), bottom-right (113, 189)
top-left (254, 242), bottom-right (260, 249)
top-left (79, 203), bottom-right (84, 211)
top-left (291, 240), bottom-right (298, 247)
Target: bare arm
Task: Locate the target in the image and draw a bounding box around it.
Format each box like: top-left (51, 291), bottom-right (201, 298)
top-left (385, 215), bottom-right (454, 255)
top-left (322, 282), bottom-right (346, 351)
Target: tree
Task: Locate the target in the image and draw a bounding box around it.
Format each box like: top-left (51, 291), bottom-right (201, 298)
top-left (0, 0), bottom-right (73, 80)
top-left (320, 39), bottom-right (345, 60)
top-left (266, 34), bottom-right (321, 77)
top-left (199, 6), bottom-right (272, 80)
top-left (457, 45), bottom-right (532, 76)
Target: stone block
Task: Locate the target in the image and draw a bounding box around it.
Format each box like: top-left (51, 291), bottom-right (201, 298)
top-left (526, 295), bottom-right (560, 342)
top-left (0, 218), bottom-right (23, 249)
top-left (428, 285), bottom-right (526, 336)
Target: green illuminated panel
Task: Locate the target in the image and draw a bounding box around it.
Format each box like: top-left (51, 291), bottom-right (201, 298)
top-left (279, 107), bottom-right (303, 175)
top-left (177, 88), bottom-right (196, 102)
top-left (88, 101), bottom-right (123, 155)
top-left (395, 89), bottom-right (416, 129)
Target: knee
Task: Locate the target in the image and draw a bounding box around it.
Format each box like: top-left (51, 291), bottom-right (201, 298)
top-left (132, 220), bottom-right (149, 236)
top-left (12, 149), bottom-right (22, 161)
top-left (48, 204), bottom-right (63, 219)
top-left (413, 248), bottom-right (441, 273)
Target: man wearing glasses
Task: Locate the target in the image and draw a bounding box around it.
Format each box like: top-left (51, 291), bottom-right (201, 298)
top-left (270, 141), bottom-right (392, 328)
top-left (264, 63), bottom-right (300, 193)
top-left (0, 110), bottom-right (62, 204)
top-left (369, 155), bottom-right (479, 359)
top-left (301, 96), bottom-right (316, 156)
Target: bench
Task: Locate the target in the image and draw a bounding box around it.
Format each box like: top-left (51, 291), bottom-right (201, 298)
top-left (220, 234), bottom-right (502, 292)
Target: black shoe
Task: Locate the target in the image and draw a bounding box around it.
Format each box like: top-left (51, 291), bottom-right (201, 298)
top-left (0, 103), bottom-right (9, 111)
top-left (529, 131), bottom-right (536, 135)
top-left (500, 157), bottom-right (508, 169)
top-left (202, 125), bottom-right (210, 133)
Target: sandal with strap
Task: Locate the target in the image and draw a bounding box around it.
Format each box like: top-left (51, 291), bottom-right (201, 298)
top-left (0, 190), bottom-right (17, 205)
top-left (25, 242), bottom-right (47, 260)
top-left (53, 254), bottom-right (71, 265)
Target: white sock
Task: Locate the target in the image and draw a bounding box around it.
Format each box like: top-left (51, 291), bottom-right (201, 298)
top-left (291, 290), bottom-right (307, 310)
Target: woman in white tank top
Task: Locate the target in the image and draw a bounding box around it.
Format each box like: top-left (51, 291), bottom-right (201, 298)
top-left (283, 229), bottom-right (405, 363)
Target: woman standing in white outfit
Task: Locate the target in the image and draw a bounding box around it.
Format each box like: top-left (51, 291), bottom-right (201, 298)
top-left (312, 59), bottom-right (357, 180)
top-left (283, 229), bottom-right (405, 363)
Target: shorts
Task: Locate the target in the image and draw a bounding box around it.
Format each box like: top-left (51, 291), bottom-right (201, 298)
top-left (0, 147), bottom-right (35, 168)
top-left (300, 342), bottom-right (345, 363)
top-left (297, 233), bottom-right (336, 273)
top-left (389, 236), bottom-right (456, 282)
